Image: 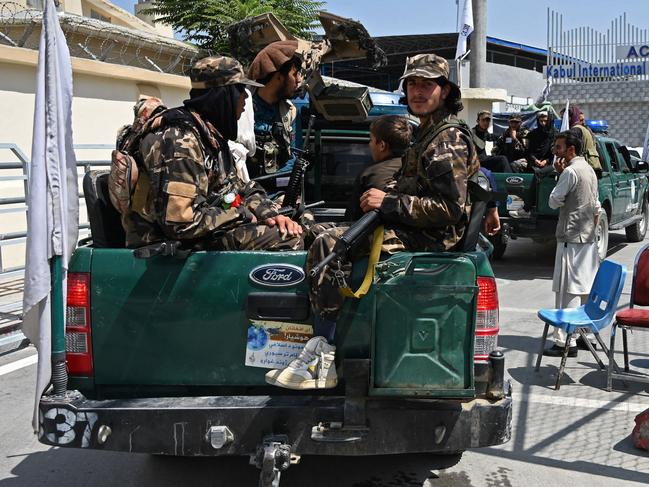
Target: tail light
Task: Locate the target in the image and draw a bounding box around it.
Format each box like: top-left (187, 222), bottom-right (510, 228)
top-left (65, 273), bottom-right (93, 376)
top-left (475, 276), bottom-right (499, 361)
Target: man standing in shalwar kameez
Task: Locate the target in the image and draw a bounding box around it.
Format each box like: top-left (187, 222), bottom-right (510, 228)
top-left (543, 130), bottom-right (601, 357)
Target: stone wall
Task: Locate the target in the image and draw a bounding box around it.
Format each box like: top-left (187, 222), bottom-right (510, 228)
top-left (549, 81), bottom-right (649, 147)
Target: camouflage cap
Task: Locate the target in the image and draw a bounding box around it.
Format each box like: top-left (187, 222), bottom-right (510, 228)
top-left (399, 53), bottom-right (461, 102)
top-left (190, 55), bottom-right (263, 89)
top-left (477, 110), bottom-right (492, 119)
top-left (399, 53), bottom-right (451, 82)
top-left (509, 113), bottom-right (522, 122)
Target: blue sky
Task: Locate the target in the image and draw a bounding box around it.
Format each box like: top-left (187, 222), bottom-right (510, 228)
top-left (111, 0), bottom-right (649, 49)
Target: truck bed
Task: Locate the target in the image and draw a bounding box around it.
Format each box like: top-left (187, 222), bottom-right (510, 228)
top-left (69, 247), bottom-right (492, 399)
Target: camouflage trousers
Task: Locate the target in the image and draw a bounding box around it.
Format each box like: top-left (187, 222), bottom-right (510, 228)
top-left (305, 223), bottom-right (407, 322)
top-left (213, 223), bottom-right (304, 251)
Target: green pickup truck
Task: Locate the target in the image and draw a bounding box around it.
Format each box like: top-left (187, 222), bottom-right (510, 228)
top-left (37, 94), bottom-right (512, 485)
top-left (492, 135), bottom-right (649, 260)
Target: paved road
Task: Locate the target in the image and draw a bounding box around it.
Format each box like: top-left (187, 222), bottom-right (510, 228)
top-left (2, 232), bottom-right (649, 486)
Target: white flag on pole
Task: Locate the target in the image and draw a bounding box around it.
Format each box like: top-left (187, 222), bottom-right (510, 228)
top-left (560, 100), bottom-right (570, 132)
top-left (455, 0), bottom-right (474, 60)
top-left (22, 0), bottom-right (79, 432)
top-left (537, 76), bottom-right (552, 104)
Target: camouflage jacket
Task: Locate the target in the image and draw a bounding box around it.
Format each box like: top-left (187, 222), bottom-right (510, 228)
top-left (123, 108), bottom-right (278, 248)
top-left (379, 111), bottom-right (480, 251)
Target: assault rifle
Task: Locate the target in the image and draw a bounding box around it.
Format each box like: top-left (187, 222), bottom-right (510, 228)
top-left (309, 209), bottom-right (381, 278)
top-left (276, 200), bottom-right (325, 218)
top-left (253, 114), bottom-right (316, 208)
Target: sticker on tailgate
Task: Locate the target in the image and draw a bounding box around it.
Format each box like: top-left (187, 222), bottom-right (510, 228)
top-left (506, 195), bottom-right (524, 211)
top-left (245, 320), bottom-right (313, 369)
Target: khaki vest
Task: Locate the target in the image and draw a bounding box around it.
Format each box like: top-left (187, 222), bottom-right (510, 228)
top-left (278, 99), bottom-right (297, 136)
top-left (555, 156), bottom-right (599, 243)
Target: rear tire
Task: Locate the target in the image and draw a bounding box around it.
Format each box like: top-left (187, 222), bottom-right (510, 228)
top-left (596, 209), bottom-right (609, 261)
top-left (489, 233), bottom-right (507, 260)
top-left (625, 197), bottom-right (648, 242)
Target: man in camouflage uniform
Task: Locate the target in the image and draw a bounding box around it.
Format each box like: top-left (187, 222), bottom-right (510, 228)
top-left (265, 53), bottom-right (480, 390)
top-left (493, 113), bottom-right (529, 171)
top-left (123, 56), bottom-right (303, 251)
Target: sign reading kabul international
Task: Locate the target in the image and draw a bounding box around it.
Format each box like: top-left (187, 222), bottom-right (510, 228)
top-left (544, 61), bottom-right (647, 81)
top-left (615, 45), bottom-right (649, 60)
top-left (245, 320), bottom-right (313, 369)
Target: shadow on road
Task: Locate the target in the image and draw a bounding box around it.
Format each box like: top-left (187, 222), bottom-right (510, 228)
top-left (491, 232), bottom-right (630, 282)
top-left (613, 434), bottom-right (649, 458)
top-left (0, 448), bottom-right (462, 487)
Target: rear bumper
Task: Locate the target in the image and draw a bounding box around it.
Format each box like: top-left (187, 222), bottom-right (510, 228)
top-left (38, 383), bottom-right (512, 457)
top-left (500, 216), bottom-right (557, 241)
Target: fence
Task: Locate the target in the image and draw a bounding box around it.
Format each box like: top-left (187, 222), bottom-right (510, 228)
top-left (547, 9), bottom-right (649, 83)
top-left (0, 143), bottom-right (111, 349)
top-left (0, 2), bottom-right (205, 76)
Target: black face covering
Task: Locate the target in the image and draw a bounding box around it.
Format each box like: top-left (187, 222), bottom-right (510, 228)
top-left (183, 84), bottom-right (245, 141)
top-left (537, 115), bottom-right (553, 134)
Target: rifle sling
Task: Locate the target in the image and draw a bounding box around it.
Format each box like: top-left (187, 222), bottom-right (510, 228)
top-left (339, 225), bottom-right (385, 299)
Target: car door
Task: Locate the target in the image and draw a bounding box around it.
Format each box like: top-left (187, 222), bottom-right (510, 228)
top-left (604, 141), bottom-right (631, 223)
top-left (613, 141), bottom-right (639, 220)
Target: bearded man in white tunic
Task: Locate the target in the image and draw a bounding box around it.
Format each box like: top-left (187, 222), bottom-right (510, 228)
top-left (543, 130), bottom-right (601, 357)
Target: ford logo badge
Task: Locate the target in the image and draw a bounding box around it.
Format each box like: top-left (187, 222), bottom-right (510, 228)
top-left (505, 176), bottom-right (524, 185)
top-left (249, 264), bottom-right (305, 287)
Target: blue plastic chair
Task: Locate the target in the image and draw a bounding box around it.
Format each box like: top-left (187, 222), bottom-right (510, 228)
top-left (535, 260), bottom-right (627, 390)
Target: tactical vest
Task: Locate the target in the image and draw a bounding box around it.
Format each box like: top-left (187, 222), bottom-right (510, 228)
top-left (399, 116), bottom-right (481, 200)
top-left (398, 116), bottom-right (486, 251)
top-left (250, 95), bottom-right (297, 175)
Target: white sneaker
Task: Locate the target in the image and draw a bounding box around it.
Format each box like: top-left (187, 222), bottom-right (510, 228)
top-left (509, 208), bottom-right (531, 218)
top-left (265, 336), bottom-right (337, 390)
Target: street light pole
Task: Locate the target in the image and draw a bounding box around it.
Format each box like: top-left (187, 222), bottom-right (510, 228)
top-left (470, 0), bottom-right (487, 88)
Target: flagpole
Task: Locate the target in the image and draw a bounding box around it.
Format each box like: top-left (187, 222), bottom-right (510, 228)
top-left (50, 254), bottom-right (67, 396)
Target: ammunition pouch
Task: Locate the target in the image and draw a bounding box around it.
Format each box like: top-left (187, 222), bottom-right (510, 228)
top-left (250, 122), bottom-right (291, 177)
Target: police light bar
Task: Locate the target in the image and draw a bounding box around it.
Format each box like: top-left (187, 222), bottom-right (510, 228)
top-left (553, 119), bottom-right (609, 133)
top-left (586, 120), bottom-right (609, 133)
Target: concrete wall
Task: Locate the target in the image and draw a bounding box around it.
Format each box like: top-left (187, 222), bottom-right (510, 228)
top-left (485, 63), bottom-right (546, 100)
top-left (458, 61), bottom-right (546, 100)
top-left (0, 46), bottom-right (190, 272)
top-left (549, 81), bottom-right (649, 146)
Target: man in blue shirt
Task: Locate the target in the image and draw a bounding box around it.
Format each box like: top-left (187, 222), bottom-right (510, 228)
top-left (247, 41), bottom-right (304, 177)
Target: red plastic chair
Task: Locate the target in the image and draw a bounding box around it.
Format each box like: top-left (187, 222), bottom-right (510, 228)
top-left (607, 242), bottom-right (649, 391)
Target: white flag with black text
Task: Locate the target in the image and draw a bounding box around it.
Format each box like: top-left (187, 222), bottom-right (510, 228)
top-left (455, 0), bottom-right (474, 60)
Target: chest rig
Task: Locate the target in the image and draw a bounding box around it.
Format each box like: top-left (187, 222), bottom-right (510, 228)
top-left (398, 117), bottom-right (478, 196)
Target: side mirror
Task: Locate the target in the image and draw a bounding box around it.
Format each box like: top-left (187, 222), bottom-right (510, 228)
top-left (635, 160), bottom-right (649, 173)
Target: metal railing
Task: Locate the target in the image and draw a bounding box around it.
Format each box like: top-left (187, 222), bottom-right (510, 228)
top-left (0, 143), bottom-right (112, 339)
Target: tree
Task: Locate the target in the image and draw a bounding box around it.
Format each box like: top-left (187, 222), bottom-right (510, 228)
top-left (143, 0), bottom-right (325, 53)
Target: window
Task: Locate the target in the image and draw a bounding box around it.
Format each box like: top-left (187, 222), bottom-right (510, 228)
top-left (605, 143), bottom-right (619, 172)
top-left (613, 143), bottom-right (631, 172)
top-left (306, 136), bottom-right (373, 208)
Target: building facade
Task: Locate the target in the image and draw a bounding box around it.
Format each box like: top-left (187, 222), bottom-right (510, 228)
top-left (545, 10), bottom-right (649, 147)
top-left (0, 1), bottom-right (200, 272)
